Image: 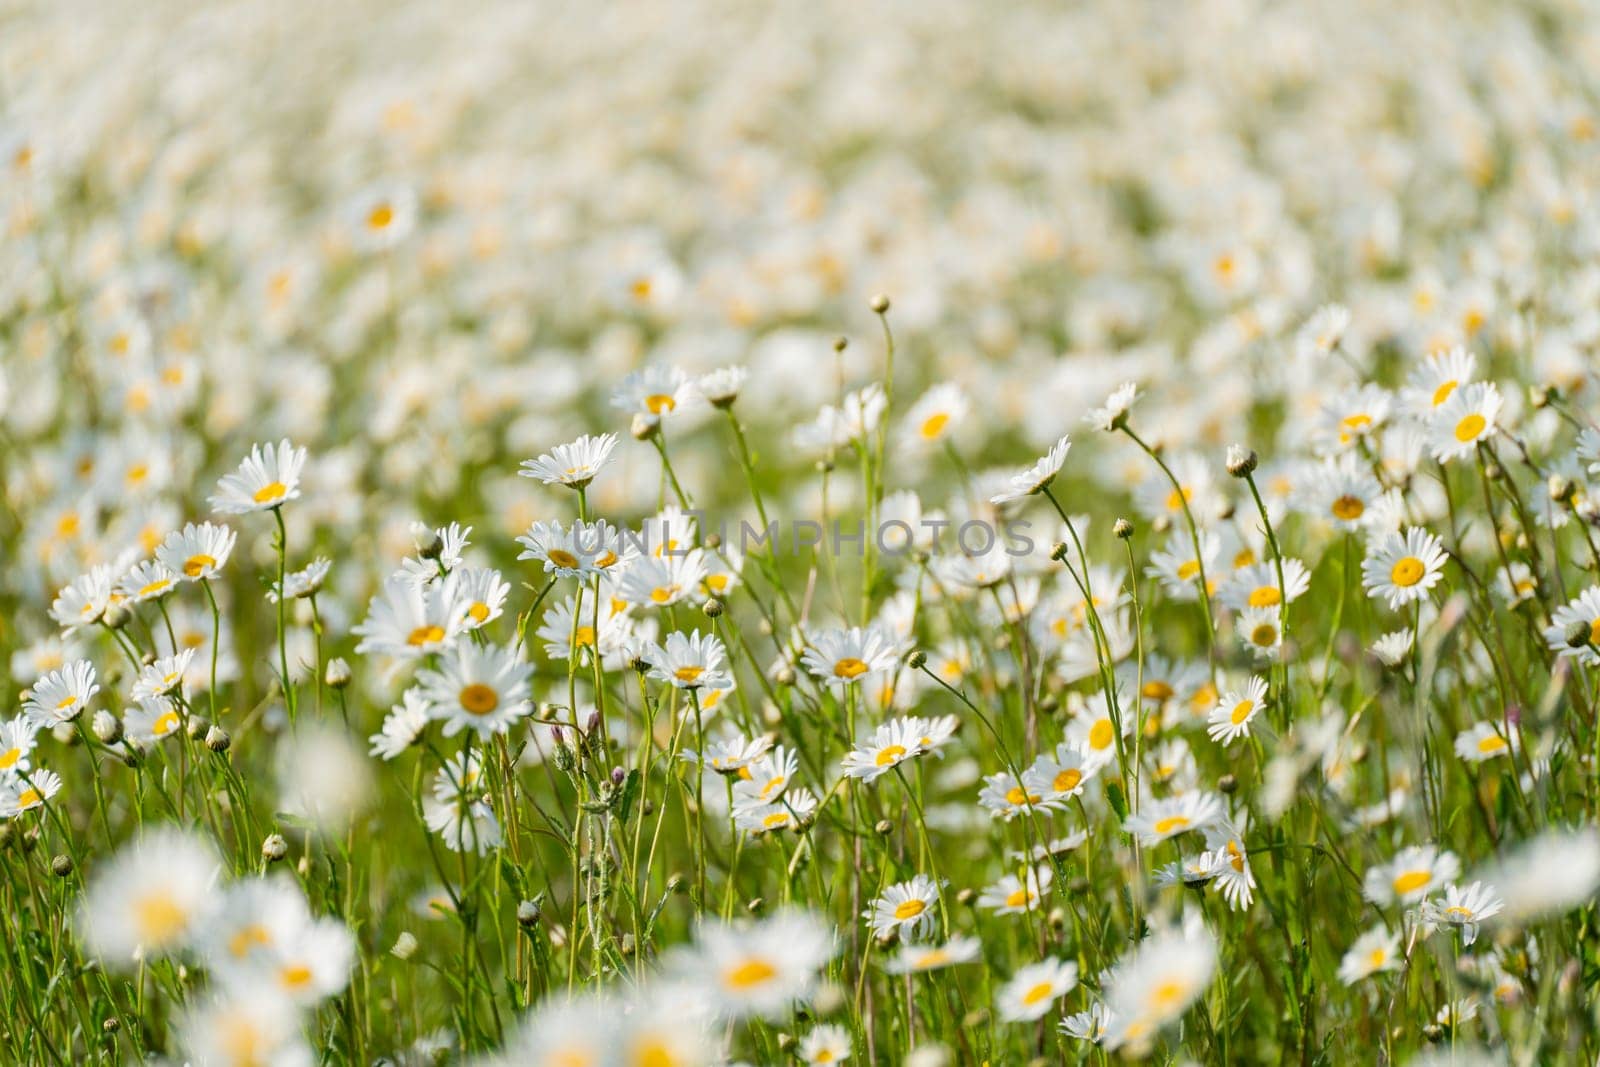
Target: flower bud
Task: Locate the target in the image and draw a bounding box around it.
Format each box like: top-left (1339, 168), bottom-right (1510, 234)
top-left (51, 854), bottom-right (73, 878)
top-left (1226, 444), bottom-right (1258, 478)
top-left (703, 598), bottom-right (724, 619)
top-left (92, 711), bottom-right (123, 745)
top-left (517, 899), bottom-right (542, 927)
top-left (1114, 518), bottom-right (1134, 540)
top-left (205, 725), bottom-right (231, 753)
top-left (261, 833), bottom-right (289, 863)
top-left (870, 294), bottom-right (891, 314)
top-left (906, 649), bottom-right (927, 669)
top-left (1565, 620), bottom-right (1593, 649)
top-left (325, 658), bottom-right (352, 690)
top-left (391, 932), bottom-right (419, 959)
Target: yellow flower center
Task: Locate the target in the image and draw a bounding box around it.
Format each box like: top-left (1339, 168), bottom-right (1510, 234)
top-left (1231, 700), bottom-right (1254, 725)
top-left (134, 892), bottom-right (188, 944)
top-left (547, 549), bottom-right (580, 569)
top-left (875, 745), bottom-right (907, 767)
top-left (0, 749), bottom-right (19, 770)
top-left (1152, 815), bottom-right (1191, 835)
top-left (1432, 380), bottom-right (1459, 407)
top-left (1250, 622), bottom-right (1278, 646)
top-left (1476, 734), bottom-right (1507, 754)
top-left (1004, 888), bottom-right (1030, 908)
top-left (1177, 560), bottom-right (1200, 581)
top-left (1166, 487), bottom-right (1191, 512)
top-left (920, 413), bottom-right (950, 440)
top-left (1247, 586), bottom-right (1281, 608)
top-left (1390, 556), bottom-right (1425, 587)
top-left (1021, 981), bottom-right (1056, 1006)
top-left (16, 788), bottom-right (40, 808)
top-left (1150, 979), bottom-right (1187, 1010)
top-left (229, 924), bottom-right (272, 958)
top-left (1088, 719), bottom-right (1114, 751)
top-left (833, 657), bottom-right (869, 679)
top-left (724, 958), bottom-right (777, 990)
top-left (1331, 495), bottom-right (1365, 521)
top-left (138, 579), bottom-right (173, 598)
top-left (893, 899), bottom-right (927, 921)
top-left (650, 585), bottom-right (678, 604)
top-left (644, 394), bottom-right (677, 415)
top-left (573, 625), bottom-right (596, 647)
top-left (761, 812), bottom-right (790, 829)
top-left (407, 625), bottom-right (445, 646)
top-left (1367, 948), bottom-right (1387, 968)
top-left (632, 1039), bottom-right (679, 1067)
top-left (1004, 786), bottom-right (1037, 806)
top-left (459, 684), bottom-right (499, 715)
top-left (153, 711), bottom-right (181, 736)
top-left (1392, 869), bottom-right (1431, 895)
top-left (280, 963), bottom-right (314, 989)
top-left (1444, 905), bottom-right (1473, 919)
top-left (183, 554), bottom-right (216, 577)
top-left (1454, 413), bottom-right (1487, 442)
top-left (1141, 681), bottom-right (1174, 701)
top-left (673, 665), bottom-right (704, 684)
top-left (468, 602), bottom-right (490, 623)
top-left (367, 204), bottom-right (394, 230)
top-left (252, 481), bottom-right (288, 505)
top-left (1053, 768), bottom-right (1082, 792)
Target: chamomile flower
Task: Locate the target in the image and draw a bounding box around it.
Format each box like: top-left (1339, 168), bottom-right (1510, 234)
top-left (50, 564), bottom-right (116, 631)
top-left (883, 935), bottom-right (982, 975)
top-left (115, 559), bottom-right (179, 604)
top-left (612, 365), bottom-right (695, 426)
top-left (0, 719), bottom-right (38, 777)
top-left (1021, 745), bottom-right (1098, 809)
top-left (177, 992), bottom-right (309, 1067)
top-left (415, 642), bottom-right (533, 739)
top-left (1361, 526), bottom-right (1448, 609)
top-left (1364, 844), bottom-right (1461, 905)
top-left (646, 630), bottom-right (732, 691)
top-left (1337, 926), bottom-right (1401, 985)
top-left (156, 522), bottom-right (238, 582)
top-left (352, 573), bottom-right (470, 659)
top-left (977, 771), bottom-right (1042, 820)
top-left (1102, 926), bottom-right (1217, 1050)
top-left (1206, 675), bottom-right (1268, 745)
top-left (131, 650), bottom-right (196, 701)
top-left (618, 550), bottom-right (707, 608)
top-left (209, 439), bottom-right (307, 514)
top-left (734, 787), bottom-right (818, 834)
top-left (252, 914), bottom-right (356, 1004)
top-left (800, 625), bottom-right (898, 687)
top-left (841, 719), bottom-right (923, 782)
top-left (0, 768), bottom-right (61, 818)
top-left (1146, 530), bottom-right (1220, 602)
top-left (997, 959), bottom-right (1079, 1022)
top-left (517, 519), bottom-right (626, 579)
top-left (1066, 689), bottom-right (1129, 770)
top-left (1060, 1002), bottom-right (1115, 1045)
top-left (1420, 881), bottom-right (1503, 947)
top-left (23, 659), bottom-right (99, 729)
top-left (124, 697), bottom-right (185, 744)
top-left (1236, 606), bottom-right (1283, 661)
top-left (731, 746), bottom-right (800, 809)
top-left (368, 690), bottom-right (432, 760)
top-left (865, 875), bottom-right (941, 939)
top-left (1123, 792), bottom-right (1223, 846)
top-left (1217, 559), bottom-right (1310, 612)
top-left (977, 866), bottom-right (1051, 915)
top-left (1085, 381), bottom-right (1140, 431)
top-left (1304, 456), bottom-right (1382, 531)
top-left (1371, 629), bottom-right (1415, 667)
top-left (455, 566), bottom-right (509, 630)
top-left (1454, 721), bottom-right (1516, 763)
top-left (348, 185), bottom-right (416, 251)
top-left (1201, 821), bottom-right (1256, 910)
top-left (1475, 827), bottom-right (1600, 921)
top-left (1429, 381), bottom-right (1501, 462)
top-left (989, 435), bottom-right (1071, 504)
top-left (423, 793), bottom-right (501, 854)
top-left (793, 384), bottom-right (886, 452)
top-left (900, 382), bottom-right (969, 449)
top-left (267, 557), bottom-right (332, 602)
top-left (797, 1024), bottom-right (852, 1065)
top-left (1543, 586), bottom-right (1600, 666)
top-left (518, 432), bottom-right (619, 489)
top-left (667, 910), bottom-right (836, 1020)
top-left (1315, 384), bottom-right (1393, 453)
top-left (1494, 561), bottom-right (1539, 605)
top-left (78, 828), bottom-right (222, 965)
top-left (1295, 303), bottom-right (1350, 360)
top-left (682, 732), bottom-right (773, 775)
top-left (1402, 345), bottom-right (1476, 416)
top-left (698, 366), bottom-right (748, 408)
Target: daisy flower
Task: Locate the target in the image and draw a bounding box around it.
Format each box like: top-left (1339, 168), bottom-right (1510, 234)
top-left (1294, 303), bottom-right (1350, 360)
top-left (646, 630), bottom-right (732, 691)
top-left (78, 828), bottom-right (222, 966)
top-left (267, 557), bottom-right (332, 602)
top-left (865, 875), bottom-right (941, 940)
top-left (1454, 721), bottom-right (1516, 763)
top-left (0, 718), bottom-right (39, 777)
top-left (352, 573), bottom-right (470, 659)
top-left (1420, 881), bottom-right (1503, 947)
top-left (0, 768), bottom-right (61, 819)
top-left (1429, 381), bottom-right (1501, 462)
top-left (1361, 526), bottom-right (1448, 609)
top-left (1146, 530), bottom-right (1220, 602)
top-left (997, 958), bottom-right (1079, 1022)
top-left (618, 550), bottom-right (708, 608)
top-left (368, 690), bottom-right (432, 760)
top-left (1475, 827), bottom-right (1600, 921)
top-left (156, 522), bottom-right (238, 582)
top-left (1303, 456), bottom-right (1381, 531)
top-left (977, 771), bottom-right (1042, 820)
top-left (115, 559), bottom-right (179, 604)
top-left (23, 659), bottom-right (99, 729)
top-left (977, 866), bottom-right (1051, 916)
top-left (423, 793), bottom-right (501, 855)
top-left (517, 519), bottom-right (626, 579)
top-left (1336, 926), bottom-right (1401, 985)
top-left (1021, 744), bottom-right (1098, 809)
top-left (518, 432), bottom-right (619, 489)
top-left (1131, 454), bottom-right (1215, 525)
top-left (682, 732), bottom-right (772, 775)
top-left (50, 564), bottom-right (116, 631)
top-left (1494, 561), bottom-right (1538, 605)
top-left (883, 935), bottom-right (982, 975)
top-left (989, 435), bottom-right (1071, 504)
top-left (131, 650), bottom-right (195, 701)
top-left (415, 643), bottom-right (533, 739)
top-left (1363, 844), bottom-right (1461, 905)
top-left (1084, 381), bottom-right (1140, 431)
top-left (1236, 606), bottom-right (1283, 661)
top-left (666, 910), bottom-right (836, 1020)
top-left (1102, 926), bottom-right (1217, 1050)
top-left (611, 365), bottom-right (695, 426)
top-left (1123, 792), bottom-right (1223, 846)
top-left (177, 993), bottom-right (309, 1067)
top-left (900, 382), bottom-right (969, 449)
top-left (733, 788), bottom-right (818, 834)
top-left (1060, 1002), bottom-right (1115, 1045)
top-left (1401, 345), bottom-right (1476, 416)
top-left (1543, 586), bottom-right (1600, 666)
top-left (1217, 559), bottom-right (1310, 612)
top-left (1315, 384), bottom-right (1392, 453)
top-left (800, 625), bottom-right (898, 687)
top-left (731, 746), bottom-right (800, 809)
top-left (249, 914), bottom-right (355, 1005)
top-left (697, 366), bottom-right (748, 408)
top-left (1371, 629), bottom-right (1415, 667)
top-left (1206, 675), bottom-right (1268, 745)
top-left (793, 384), bottom-right (886, 452)
top-left (454, 567), bottom-right (509, 630)
top-left (348, 185), bottom-right (416, 251)
top-left (1201, 821), bottom-right (1256, 910)
top-left (1066, 689), bottom-right (1128, 770)
top-left (798, 1024), bottom-right (851, 1065)
top-left (841, 718), bottom-right (924, 782)
top-left (536, 590), bottom-right (637, 664)
top-left (209, 439), bottom-right (307, 514)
